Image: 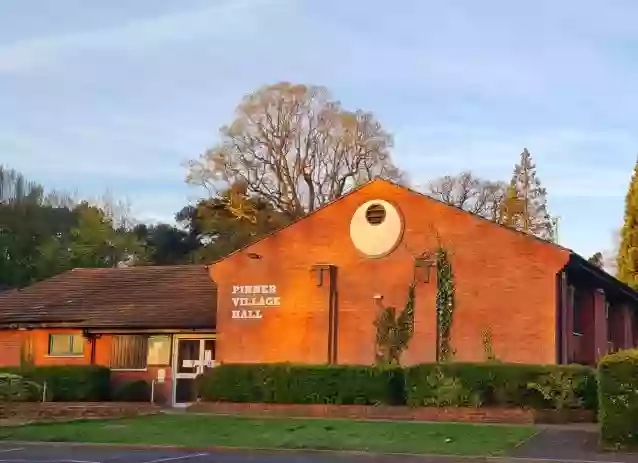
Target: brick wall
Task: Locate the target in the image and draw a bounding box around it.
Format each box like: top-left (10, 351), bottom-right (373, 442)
top-left (0, 402), bottom-right (159, 424)
top-left (0, 331), bottom-right (24, 367)
top-left (212, 180), bottom-right (570, 366)
top-left (189, 402), bottom-right (594, 424)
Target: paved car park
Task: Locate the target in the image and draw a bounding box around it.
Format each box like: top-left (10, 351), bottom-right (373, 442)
top-left (1, 438), bottom-right (637, 463)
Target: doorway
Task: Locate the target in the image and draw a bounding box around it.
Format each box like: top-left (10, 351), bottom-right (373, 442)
top-left (172, 336), bottom-right (216, 406)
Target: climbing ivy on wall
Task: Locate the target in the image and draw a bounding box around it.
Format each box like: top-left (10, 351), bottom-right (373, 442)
top-left (436, 245), bottom-right (455, 362)
top-left (373, 284), bottom-right (415, 366)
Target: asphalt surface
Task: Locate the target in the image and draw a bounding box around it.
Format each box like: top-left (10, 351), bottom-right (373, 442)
top-left (511, 428), bottom-right (638, 463)
top-left (0, 431), bottom-right (637, 463)
top-left (0, 443), bottom-right (481, 463)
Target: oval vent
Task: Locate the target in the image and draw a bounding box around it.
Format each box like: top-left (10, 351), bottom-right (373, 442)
top-left (365, 204), bottom-right (386, 225)
top-left (350, 200), bottom-right (403, 258)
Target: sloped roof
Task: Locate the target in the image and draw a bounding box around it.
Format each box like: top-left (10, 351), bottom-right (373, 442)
top-left (0, 265), bottom-right (216, 329)
top-left (212, 178), bottom-right (573, 264)
top-left (212, 178), bottom-right (638, 304)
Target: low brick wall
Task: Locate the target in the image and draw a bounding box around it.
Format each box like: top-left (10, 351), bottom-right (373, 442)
top-left (188, 402), bottom-right (536, 424)
top-left (0, 402), bottom-right (160, 425)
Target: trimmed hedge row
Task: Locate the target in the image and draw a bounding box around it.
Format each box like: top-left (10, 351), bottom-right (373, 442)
top-left (198, 362), bottom-right (597, 410)
top-left (0, 366), bottom-right (110, 402)
top-left (598, 349), bottom-right (638, 449)
top-left (197, 364), bottom-right (406, 405)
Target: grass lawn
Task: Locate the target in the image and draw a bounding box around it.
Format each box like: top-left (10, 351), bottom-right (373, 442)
top-left (0, 414), bottom-right (536, 456)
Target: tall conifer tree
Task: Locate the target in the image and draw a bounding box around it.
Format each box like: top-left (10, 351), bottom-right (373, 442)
top-left (500, 149), bottom-right (554, 241)
top-left (617, 160), bottom-right (638, 289)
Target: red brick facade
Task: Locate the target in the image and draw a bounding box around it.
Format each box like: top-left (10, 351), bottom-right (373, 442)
top-left (211, 180), bottom-right (571, 365)
top-left (0, 329), bottom-right (175, 403)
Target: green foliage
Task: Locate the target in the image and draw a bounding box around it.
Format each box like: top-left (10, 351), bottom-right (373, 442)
top-left (133, 223), bottom-right (199, 265)
top-left (481, 327), bottom-right (498, 362)
top-left (197, 364), bottom-right (406, 405)
top-left (198, 363), bottom-right (596, 412)
top-left (436, 246), bottom-right (455, 361)
top-left (374, 284), bottom-right (415, 366)
top-left (617, 161), bottom-right (638, 290)
top-left (526, 371), bottom-right (585, 411)
top-left (598, 349), bottom-right (638, 449)
top-left (0, 365), bottom-right (110, 401)
top-left (176, 190), bottom-right (290, 263)
top-left (0, 166), bottom-right (148, 290)
top-left (422, 367), bottom-right (481, 407)
top-left (0, 373), bottom-right (42, 402)
top-left (112, 380), bottom-right (151, 402)
top-left (405, 363), bottom-right (597, 410)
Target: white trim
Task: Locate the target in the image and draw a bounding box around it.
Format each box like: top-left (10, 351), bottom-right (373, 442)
top-left (171, 334), bottom-right (216, 407)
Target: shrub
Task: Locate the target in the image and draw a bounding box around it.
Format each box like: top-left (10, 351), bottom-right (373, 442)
top-left (112, 380), bottom-right (151, 402)
top-left (598, 349), bottom-right (638, 449)
top-left (0, 366), bottom-right (110, 402)
top-left (0, 373), bottom-right (42, 402)
top-left (198, 364), bottom-right (406, 405)
top-left (405, 363), bottom-right (597, 410)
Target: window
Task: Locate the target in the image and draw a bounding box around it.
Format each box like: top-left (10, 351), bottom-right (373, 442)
top-left (110, 335), bottom-right (148, 370)
top-left (147, 335), bottom-right (171, 366)
top-left (48, 334), bottom-right (84, 356)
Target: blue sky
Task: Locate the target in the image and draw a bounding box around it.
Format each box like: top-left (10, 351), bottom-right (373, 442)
top-left (0, 0), bottom-right (636, 258)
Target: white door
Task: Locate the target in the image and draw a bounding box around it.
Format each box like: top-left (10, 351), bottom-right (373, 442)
top-left (173, 338), bottom-right (216, 405)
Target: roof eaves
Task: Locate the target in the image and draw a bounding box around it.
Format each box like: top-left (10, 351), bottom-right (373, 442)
top-left (567, 252), bottom-right (638, 304)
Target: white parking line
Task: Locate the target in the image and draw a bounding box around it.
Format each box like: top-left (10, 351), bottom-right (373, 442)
top-left (138, 454), bottom-right (207, 463)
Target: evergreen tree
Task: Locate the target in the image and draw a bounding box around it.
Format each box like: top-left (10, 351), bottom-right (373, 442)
top-left (500, 149), bottom-right (554, 241)
top-left (617, 160), bottom-right (638, 289)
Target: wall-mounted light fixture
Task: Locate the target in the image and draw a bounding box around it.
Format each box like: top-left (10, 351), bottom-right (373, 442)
top-left (414, 252), bottom-right (436, 284)
top-left (246, 252), bottom-right (262, 260)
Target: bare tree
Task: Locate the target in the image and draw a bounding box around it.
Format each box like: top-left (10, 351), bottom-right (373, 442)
top-left (93, 190), bottom-right (135, 230)
top-left (427, 171), bottom-right (507, 221)
top-left (187, 82), bottom-right (406, 219)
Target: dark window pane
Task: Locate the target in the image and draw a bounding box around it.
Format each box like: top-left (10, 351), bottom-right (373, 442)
top-left (110, 335), bottom-right (148, 370)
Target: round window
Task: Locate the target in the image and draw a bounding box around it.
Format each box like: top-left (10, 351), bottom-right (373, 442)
top-left (365, 203), bottom-right (386, 225)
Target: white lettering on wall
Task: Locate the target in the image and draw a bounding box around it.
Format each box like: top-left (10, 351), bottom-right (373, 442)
top-left (232, 285), bottom-right (277, 295)
top-left (231, 285), bottom-right (279, 319)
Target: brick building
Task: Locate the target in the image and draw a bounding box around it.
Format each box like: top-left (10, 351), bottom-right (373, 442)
top-left (211, 179), bottom-right (638, 366)
top-left (1, 179), bottom-right (637, 405)
top-left (0, 266), bottom-right (216, 405)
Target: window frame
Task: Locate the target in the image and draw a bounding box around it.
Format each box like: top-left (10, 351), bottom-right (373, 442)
top-left (48, 333), bottom-right (85, 357)
top-left (147, 335), bottom-right (172, 367)
top-left (109, 335), bottom-right (149, 372)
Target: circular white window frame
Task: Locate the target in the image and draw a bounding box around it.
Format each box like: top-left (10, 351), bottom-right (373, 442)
top-left (349, 199), bottom-right (404, 258)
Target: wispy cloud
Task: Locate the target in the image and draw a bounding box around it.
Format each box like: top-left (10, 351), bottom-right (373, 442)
top-left (0, 0), bottom-right (289, 74)
top-left (1, 0), bottom-right (637, 256)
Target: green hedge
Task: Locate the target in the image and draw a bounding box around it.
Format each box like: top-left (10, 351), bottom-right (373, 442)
top-left (0, 373), bottom-right (43, 402)
top-left (598, 349), bottom-right (638, 449)
top-left (405, 363), bottom-right (597, 410)
top-left (0, 366), bottom-right (110, 402)
top-left (198, 364), bottom-right (406, 405)
top-left (112, 380), bottom-right (151, 402)
top-left (197, 362), bottom-right (597, 410)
